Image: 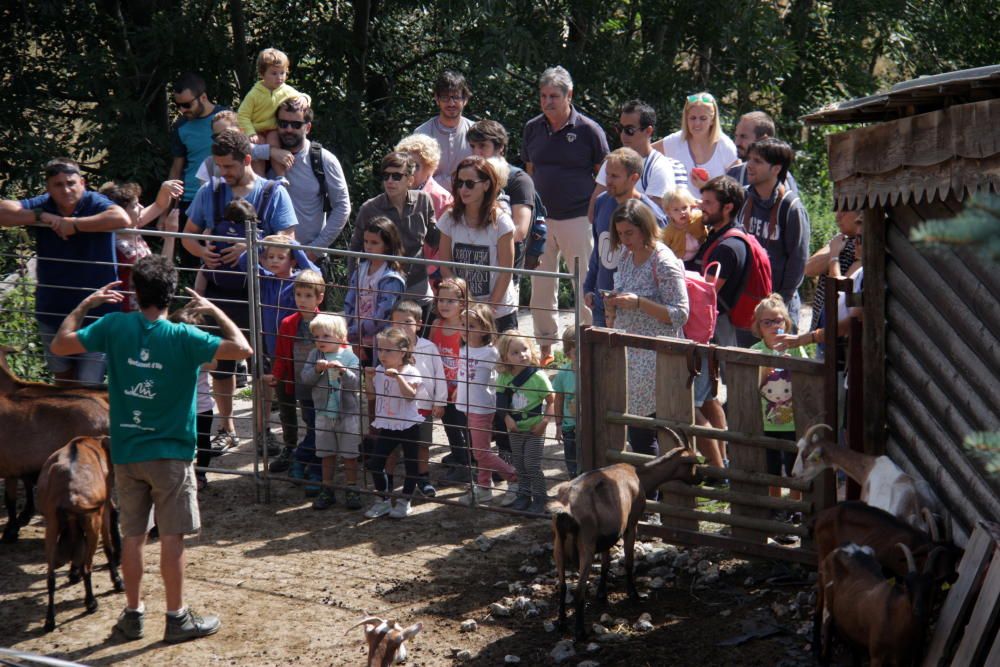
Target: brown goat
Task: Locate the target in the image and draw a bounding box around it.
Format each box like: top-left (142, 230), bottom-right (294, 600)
top-left (347, 616), bottom-right (423, 666)
top-left (0, 346), bottom-right (109, 542)
top-left (816, 542), bottom-right (946, 666)
top-left (37, 436), bottom-right (122, 632)
top-left (550, 429), bottom-right (699, 640)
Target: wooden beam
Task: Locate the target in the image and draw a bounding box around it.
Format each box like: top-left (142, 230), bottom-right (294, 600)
top-left (606, 449), bottom-right (814, 492)
top-left (791, 370), bottom-right (836, 547)
top-left (604, 412), bottom-right (800, 452)
top-left (646, 502), bottom-right (809, 538)
top-left (655, 349), bottom-right (697, 530)
top-left (950, 550), bottom-right (1000, 666)
top-left (863, 206), bottom-right (887, 455)
top-left (725, 362), bottom-right (768, 543)
top-left (589, 341), bottom-right (627, 470)
top-left (659, 480), bottom-right (812, 513)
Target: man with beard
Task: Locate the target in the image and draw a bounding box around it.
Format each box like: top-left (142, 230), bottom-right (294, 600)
top-left (726, 111), bottom-right (798, 194)
top-left (272, 97), bottom-right (351, 257)
top-left (583, 147), bottom-right (667, 327)
top-left (168, 73), bottom-right (228, 222)
top-left (415, 70), bottom-right (475, 189)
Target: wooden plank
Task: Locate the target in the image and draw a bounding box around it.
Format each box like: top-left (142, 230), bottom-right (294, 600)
top-left (579, 326), bottom-right (597, 473)
top-left (591, 342), bottom-right (628, 470)
top-left (983, 628), bottom-right (1000, 667)
top-left (647, 503), bottom-right (810, 538)
top-left (606, 449), bottom-right (814, 492)
top-left (791, 370), bottom-right (836, 545)
top-left (724, 362), bottom-right (768, 543)
top-left (922, 524), bottom-right (996, 667)
top-left (659, 480), bottom-right (812, 514)
top-left (864, 206), bottom-right (887, 456)
top-left (604, 413), bottom-right (800, 451)
top-left (639, 524), bottom-right (817, 566)
top-left (950, 552), bottom-right (1000, 667)
top-left (655, 349), bottom-right (697, 530)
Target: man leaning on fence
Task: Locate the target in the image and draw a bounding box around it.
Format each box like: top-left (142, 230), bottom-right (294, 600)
top-left (0, 157), bottom-right (131, 386)
top-left (51, 254), bottom-right (253, 643)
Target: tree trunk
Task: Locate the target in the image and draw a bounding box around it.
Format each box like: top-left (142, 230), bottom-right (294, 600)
top-left (229, 0), bottom-right (251, 94)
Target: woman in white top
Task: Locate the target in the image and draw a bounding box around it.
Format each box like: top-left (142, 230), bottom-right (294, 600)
top-left (653, 92), bottom-right (738, 198)
top-left (437, 156), bottom-right (518, 332)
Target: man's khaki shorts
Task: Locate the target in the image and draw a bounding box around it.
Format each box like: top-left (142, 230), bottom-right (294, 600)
top-left (114, 459), bottom-right (200, 537)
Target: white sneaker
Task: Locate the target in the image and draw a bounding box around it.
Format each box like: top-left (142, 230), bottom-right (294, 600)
top-left (458, 486), bottom-right (494, 506)
top-left (499, 483), bottom-right (520, 507)
top-left (389, 499), bottom-right (411, 519)
top-left (364, 499), bottom-right (393, 518)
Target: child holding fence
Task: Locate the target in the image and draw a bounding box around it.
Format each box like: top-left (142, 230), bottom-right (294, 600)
top-left (344, 216), bottom-right (406, 367)
top-left (496, 330), bottom-right (555, 514)
top-left (387, 301), bottom-right (446, 497)
top-left (750, 294), bottom-right (806, 534)
top-left (363, 328), bottom-right (424, 519)
top-left (455, 303), bottom-right (517, 505)
top-left (301, 314), bottom-right (363, 510)
top-left (551, 327), bottom-right (578, 478)
top-left (429, 277), bottom-right (473, 484)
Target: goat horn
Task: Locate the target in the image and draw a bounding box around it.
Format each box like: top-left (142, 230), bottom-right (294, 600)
top-left (923, 547), bottom-right (947, 574)
top-left (922, 508), bottom-right (940, 542)
top-left (897, 543), bottom-right (917, 574)
top-left (803, 423), bottom-right (832, 443)
top-left (344, 616), bottom-right (385, 635)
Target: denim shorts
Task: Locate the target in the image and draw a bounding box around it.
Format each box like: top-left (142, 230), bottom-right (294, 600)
top-left (37, 318), bottom-right (106, 385)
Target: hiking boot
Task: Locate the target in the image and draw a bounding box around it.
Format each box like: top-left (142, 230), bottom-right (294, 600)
top-left (364, 499), bottom-right (393, 519)
top-left (114, 608), bottom-right (144, 640)
top-left (163, 607), bottom-right (220, 644)
top-left (527, 497), bottom-right (550, 515)
top-left (268, 447), bottom-right (295, 473)
top-left (441, 466), bottom-right (472, 486)
top-left (389, 499), bottom-right (412, 519)
top-left (210, 430), bottom-right (238, 456)
top-left (345, 488), bottom-right (364, 510)
top-left (509, 495), bottom-right (532, 512)
top-left (312, 487), bottom-right (336, 510)
top-left (498, 483), bottom-right (520, 507)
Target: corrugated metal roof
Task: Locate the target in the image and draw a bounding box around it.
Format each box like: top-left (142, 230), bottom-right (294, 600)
top-left (803, 65), bottom-right (1000, 125)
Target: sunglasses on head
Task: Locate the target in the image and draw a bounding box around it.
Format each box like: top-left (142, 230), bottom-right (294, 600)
top-left (277, 119), bottom-right (306, 129)
top-left (382, 171), bottom-right (406, 182)
top-left (687, 93), bottom-right (715, 105)
top-left (615, 123), bottom-right (647, 137)
top-left (456, 178), bottom-right (485, 190)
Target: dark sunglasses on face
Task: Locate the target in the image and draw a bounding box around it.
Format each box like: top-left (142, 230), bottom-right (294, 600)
top-left (456, 179), bottom-right (485, 190)
top-left (175, 99), bottom-right (195, 110)
top-left (382, 172), bottom-right (406, 182)
top-left (615, 123), bottom-right (647, 137)
top-left (277, 119), bottom-right (306, 129)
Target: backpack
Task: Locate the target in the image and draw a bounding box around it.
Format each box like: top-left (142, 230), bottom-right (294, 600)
top-left (702, 226), bottom-right (773, 330)
top-left (308, 141), bottom-right (331, 213)
top-left (508, 165), bottom-right (548, 270)
top-left (652, 251), bottom-right (720, 344)
top-left (204, 179), bottom-right (279, 290)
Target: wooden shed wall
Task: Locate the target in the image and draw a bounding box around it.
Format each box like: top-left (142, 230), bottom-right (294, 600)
top-left (882, 200), bottom-right (1000, 536)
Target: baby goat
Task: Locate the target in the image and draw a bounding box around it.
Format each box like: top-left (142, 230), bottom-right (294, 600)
top-left (550, 429), bottom-right (698, 640)
top-left (347, 616), bottom-right (423, 666)
top-left (792, 424), bottom-right (941, 532)
top-left (816, 542), bottom-right (946, 666)
top-left (37, 436), bottom-right (122, 632)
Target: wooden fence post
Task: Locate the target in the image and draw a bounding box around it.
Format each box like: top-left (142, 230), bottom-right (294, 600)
top-left (791, 371), bottom-right (834, 547)
top-left (579, 330), bottom-right (627, 471)
top-left (656, 348), bottom-right (697, 531)
top-left (726, 361), bottom-right (768, 543)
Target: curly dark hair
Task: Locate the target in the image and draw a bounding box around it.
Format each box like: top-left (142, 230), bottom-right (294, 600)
top-left (211, 127), bottom-right (252, 161)
top-left (132, 255), bottom-right (177, 310)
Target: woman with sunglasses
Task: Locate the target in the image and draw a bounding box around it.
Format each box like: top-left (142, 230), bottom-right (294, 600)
top-left (652, 92), bottom-right (738, 197)
top-left (436, 156), bottom-right (518, 332)
top-left (350, 152), bottom-right (436, 315)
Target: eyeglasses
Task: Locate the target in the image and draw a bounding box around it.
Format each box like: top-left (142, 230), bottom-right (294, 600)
top-left (456, 179), bottom-right (485, 190)
top-left (615, 123), bottom-right (649, 137)
top-left (382, 172), bottom-right (406, 182)
top-left (277, 119), bottom-right (306, 129)
top-left (687, 93), bottom-right (716, 105)
top-left (760, 318), bottom-right (785, 328)
top-left (175, 99), bottom-right (196, 110)
top-left (437, 95), bottom-right (466, 103)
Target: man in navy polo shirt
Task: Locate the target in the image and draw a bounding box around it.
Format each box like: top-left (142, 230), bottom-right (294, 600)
top-left (522, 66), bottom-right (609, 360)
top-left (0, 157), bottom-right (130, 385)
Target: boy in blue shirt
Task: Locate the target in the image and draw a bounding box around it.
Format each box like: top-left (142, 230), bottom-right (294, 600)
top-left (551, 327), bottom-right (578, 477)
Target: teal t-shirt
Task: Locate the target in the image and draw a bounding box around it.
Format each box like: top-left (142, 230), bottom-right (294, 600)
top-left (551, 363), bottom-right (576, 430)
top-left (750, 340), bottom-right (807, 432)
top-left (497, 369), bottom-right (553, 431)
top-left (78, 311), bottom-right (221, 464)
top-left (322, 347), bottom-right (360, 419)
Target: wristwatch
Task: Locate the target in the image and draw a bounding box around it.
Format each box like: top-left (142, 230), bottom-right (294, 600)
top-left (32, 208), bottom-right (43, 223)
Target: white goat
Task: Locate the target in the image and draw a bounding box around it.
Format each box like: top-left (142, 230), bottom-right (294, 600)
top-left (347, 616), bottom-right (422, 666)
top-left (791, 424), bottom-right (941, 532)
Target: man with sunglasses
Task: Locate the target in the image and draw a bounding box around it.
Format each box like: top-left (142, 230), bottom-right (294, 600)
top-left (0, 158), bottom-right (131, 385)
top-left (168, 73), bottom-right (228, 226)
top-left (271, 97), bottom-right (351, 259)
top-left (414, 70), bottom-right (474, 189)
top-left (726, 111), bottom-right (799, 195)
top-left (590, 100), bottom-right (687, 220)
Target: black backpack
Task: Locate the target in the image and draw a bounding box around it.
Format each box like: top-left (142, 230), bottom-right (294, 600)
top-left (507, 165), bottom-right (548, 270)
top-left (204, 179), bottom-right (279, 290)
top-left (308, 141), bottom-right (331, 214)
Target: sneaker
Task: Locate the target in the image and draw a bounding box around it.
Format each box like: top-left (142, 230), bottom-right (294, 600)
top-left (498, 483), bottom-right (520, 507)
top-left (509, 495), bottom-right (532, 511)
top-left (441, 466), bottom-right (472, 485)
top-left (415, 480), bottom-right (437, 498)
top-left (345, 488), bottom-right (364, 510)
top-left (527, 497), bottom-right (550, 515)
top-left (210, 430), bottom-right (238, 456)
top-left (257, 431), bottom-right (281, 457)
top-left (441, 453), bottom-right (459, 467)
top-left (389, 499), bottom-right (412, 519)
top-left (268, 447), bottom-right (294, 473)
top-left (114, 608), bottom-right (144, 640)
top-left (644, 512), bottom-right (663, 526)
top-left (364, 499), bottom-right (393, 519)
top-left (458, 486), bottom-right (494, 506)
top-left (312, 487), bottom-right (336, 510)
top-left (163, 607), bottom-right (221, 644)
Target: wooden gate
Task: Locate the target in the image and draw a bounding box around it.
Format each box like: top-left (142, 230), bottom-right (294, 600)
top-left (578, 327), bottom-right (837, 564)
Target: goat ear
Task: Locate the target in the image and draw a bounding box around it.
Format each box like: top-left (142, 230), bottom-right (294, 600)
top-left (401, 622), bottom-right (423, 640)
top-left (806, 446), bottom-right (823, 462)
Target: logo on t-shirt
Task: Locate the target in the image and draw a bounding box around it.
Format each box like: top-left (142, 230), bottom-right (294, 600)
top-left (124, 379), bottom-right (157, 400)
top-left (452, 242), bottom-right (491, 298)
top-left (567, 133), bottom-right (577, 143)
top-left (598, 230), bottom-right (624, 271)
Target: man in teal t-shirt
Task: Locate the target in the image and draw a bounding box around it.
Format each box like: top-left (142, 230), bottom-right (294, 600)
top-left (52, 255), bottom-right (251, 644)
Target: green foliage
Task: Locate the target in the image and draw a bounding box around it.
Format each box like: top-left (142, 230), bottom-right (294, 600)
top-left (963, 432), bottom-right (1000, 480)
top-left (911, 194), bottom-right (1000, 262)
top-left (0, 275), bottom-right (49, 382)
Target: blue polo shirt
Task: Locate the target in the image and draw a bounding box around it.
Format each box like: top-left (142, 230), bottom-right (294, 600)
top-left (169, 106), bottom-right (230, 202)
top-left (19, 191), bottom-right (120, 328)
top-left (522, 107), bottom-right (609, 219)
top-left (186, 177), bottom-right (299, 236)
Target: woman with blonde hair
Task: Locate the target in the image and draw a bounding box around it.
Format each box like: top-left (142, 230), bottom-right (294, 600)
top-left (653, 92), bottom-right (737, 197)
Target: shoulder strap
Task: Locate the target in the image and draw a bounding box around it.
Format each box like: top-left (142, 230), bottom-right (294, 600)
top-left (511, 366), bottom-right (538, 388)
top-left (766, 184), bottom-right (788, 241)
top-left (308, 142), bottom-right (330, 213)
top-left (257, 179), bottom-right (280, 231)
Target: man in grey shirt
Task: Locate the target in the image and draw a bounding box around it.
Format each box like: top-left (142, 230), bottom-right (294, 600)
top-left (414, 70), bottom-right (474, 189)
top-left (273, 97), bottom-right (351, 259)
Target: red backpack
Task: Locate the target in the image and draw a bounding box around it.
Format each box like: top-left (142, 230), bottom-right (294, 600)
top-left (702, 227), bottom-right (772, 330)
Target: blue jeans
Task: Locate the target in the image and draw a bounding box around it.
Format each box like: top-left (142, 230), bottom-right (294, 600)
top-left (37, 319), bottom-right (106, 385)
top-left (562, 427), bottom-right (577, 477)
